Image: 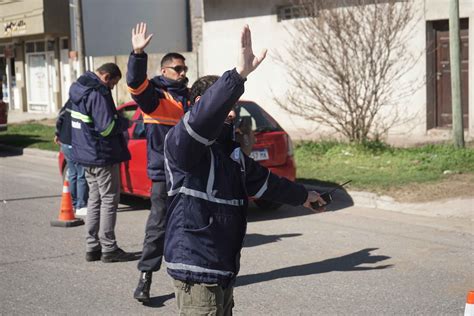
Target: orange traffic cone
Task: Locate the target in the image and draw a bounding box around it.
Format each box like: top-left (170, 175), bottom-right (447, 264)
top-left (51, 180), bottom-right (84, 227)
top-left (465, 291), bottom-right (474, 316)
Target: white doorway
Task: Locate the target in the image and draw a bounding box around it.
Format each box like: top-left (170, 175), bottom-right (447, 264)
top-left (60, 38), bottom-right (72, 106)
top-left (25, 40), bottom-right (56, 113)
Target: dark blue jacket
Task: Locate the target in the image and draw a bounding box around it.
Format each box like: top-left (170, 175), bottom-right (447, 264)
top-left (164, 69), bottom-right (308, 288)
top-left (70, 71), bottom-right (131, 166)
top-left (55, 99), bottom-right (72, 145)
top-left (127, 52), bottom-right (190, 182)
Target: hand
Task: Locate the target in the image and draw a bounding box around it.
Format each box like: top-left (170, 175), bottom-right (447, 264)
top-left (236, 25), bottom-right (267, 78)
top-left (303, 191), bottom-right (327, 213)
top-left (54, 135), bottom-right (61, 145)
top-left (132, 22), bottom-right (153, 54)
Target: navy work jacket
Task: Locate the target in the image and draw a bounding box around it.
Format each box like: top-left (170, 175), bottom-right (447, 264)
top-left (127, 52), bottom-right (190, 182)
top-left (70, 72), bottom-right (131, 166)
top-left (164, 69), bottom-right (308, 288)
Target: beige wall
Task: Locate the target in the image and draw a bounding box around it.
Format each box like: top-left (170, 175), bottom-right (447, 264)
top-left (425, 0), bottom-right (472, 20)
top-left (0, 0), bottom-right (69, 39)
top-left (201, 0), bottom-right (474, 142)
top-left (0, 0), bottom-right (44, 39)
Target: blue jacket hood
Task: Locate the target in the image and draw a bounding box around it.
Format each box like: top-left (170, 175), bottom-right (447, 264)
top-left (69, 72), bottom-right (104, 104)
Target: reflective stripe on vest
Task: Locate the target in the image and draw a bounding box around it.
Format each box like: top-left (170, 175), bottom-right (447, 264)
top-left (164, 259), bottom-right (234, 278)
top-left (165, 146), bottom-right (245, 206)
top-left (253, 170), bottom-right (270, 198)
top-left (100, 120), bottom-right (115, 137)
top-left (142, 97), bottom-right (184, 126)
top-left (127, 79), bottom-right (149, 95)
top-left (183, 112), bottom-right (215, 146)
top-left (71, 110), bottom-right (92, 123)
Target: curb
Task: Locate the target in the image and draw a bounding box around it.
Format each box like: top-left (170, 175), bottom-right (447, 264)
top-left (2, 144), bottom-right (472, 221)
top-left (349, 190), bottom-right (473, 220)
top-left (0, 144), bottom-right (58, 159)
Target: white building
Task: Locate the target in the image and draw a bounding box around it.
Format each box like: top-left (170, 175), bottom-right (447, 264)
top-left (199, 0), bottom-right (473, 144)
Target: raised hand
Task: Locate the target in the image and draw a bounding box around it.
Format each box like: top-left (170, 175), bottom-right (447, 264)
top-left (236, 25), bottom-right (267, 78)
top-left (132, 22), bottom-right (153, 54)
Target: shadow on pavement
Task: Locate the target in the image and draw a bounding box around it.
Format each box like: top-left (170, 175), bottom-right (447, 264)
top-left (143, 293), bottom-right (175, 308)
top-left (236, 248), bottom-right (392, 288)
top-left (118, 194), bottom-right (151, 212)
top-left (0, 135), bottom-right (51, 150)
top-left (248, 179), bottom-right (354, 222)
top-left (243, 233), bottom-right (302, 248)
top-left (0, 146), bottom-right (23, 157)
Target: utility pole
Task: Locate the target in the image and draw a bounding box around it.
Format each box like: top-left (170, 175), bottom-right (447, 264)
top-left (70, 0), bottom-right (86, 76)
top-left (449, 0), bottom-right (464, 148)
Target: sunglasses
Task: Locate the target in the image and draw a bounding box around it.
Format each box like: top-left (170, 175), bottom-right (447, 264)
top-left (165, 65), bottom-right (188, 73)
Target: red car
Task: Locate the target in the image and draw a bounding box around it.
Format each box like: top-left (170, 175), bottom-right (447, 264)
top-left (59, 100), bottom-right (296, 210)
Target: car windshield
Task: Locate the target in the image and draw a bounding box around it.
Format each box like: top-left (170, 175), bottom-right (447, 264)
top-left (123, 101), bottom-right (283, 137)
top-left (235, 101), bottom-right (282, 133)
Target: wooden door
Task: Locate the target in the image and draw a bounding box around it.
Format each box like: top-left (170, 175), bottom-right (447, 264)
top-left (434, 20), bottom-right (469, 128)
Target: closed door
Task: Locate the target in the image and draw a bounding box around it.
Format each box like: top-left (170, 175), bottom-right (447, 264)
top-left (435, 20), bottom-right (469, 128)
top-left (60, 49), bottom-right (71, 105)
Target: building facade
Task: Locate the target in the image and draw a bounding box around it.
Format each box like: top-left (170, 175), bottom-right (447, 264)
top-left (199, 0), bottom-right (474, 143)
top-left (0, 0), bottom-right (194, 116)
top-left (0, 0), bottom-right (70, 114)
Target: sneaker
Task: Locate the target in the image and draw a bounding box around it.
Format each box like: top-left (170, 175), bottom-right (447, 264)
top-left (101, 248), bottom-right (134, 263)
top-left (86, 249), bottom-right (101, 262)
top-left (133, 271), bottom-right (152, 303)
top-left (76, 207), bottom-right (88, 216)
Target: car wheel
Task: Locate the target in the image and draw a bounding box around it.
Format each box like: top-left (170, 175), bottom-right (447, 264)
top-left (254, 199), bottom-right (282, 211)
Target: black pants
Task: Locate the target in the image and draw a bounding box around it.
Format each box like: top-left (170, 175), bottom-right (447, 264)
top-left (137, 181), bottom-right (168, 272)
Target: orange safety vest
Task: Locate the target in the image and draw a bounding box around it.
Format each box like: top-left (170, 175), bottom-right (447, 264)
top-left (128, 80), bottom-right (185, 126)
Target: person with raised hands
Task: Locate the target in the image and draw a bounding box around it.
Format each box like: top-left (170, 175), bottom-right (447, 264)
top-left (163, 25), bottom-right (325, 315)
top-left (127, 22), bottom-right (191, 303)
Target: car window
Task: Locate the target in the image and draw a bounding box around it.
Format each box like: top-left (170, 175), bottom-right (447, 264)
top-left (236, 102), bottom-right (282, 133)
top-left (237, 107), bottom-right (256, 131)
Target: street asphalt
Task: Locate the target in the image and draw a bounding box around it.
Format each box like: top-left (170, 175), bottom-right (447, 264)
top-left (0, 147), bottom-right (472, 315)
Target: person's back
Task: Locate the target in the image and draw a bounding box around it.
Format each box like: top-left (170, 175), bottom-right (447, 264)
top-left (54, 100), bottom-right (88, 215)
top-left (69, 63), bottom-right (133, 263)
top-left (163, 25), bottom-right (325, 315)
top-left (70, 71), bottom-right (130, 166)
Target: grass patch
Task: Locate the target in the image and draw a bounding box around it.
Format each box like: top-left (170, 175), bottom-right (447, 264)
top-left (295, 140), bottom-right (474, 192)
top-left (0, 122), bottom-right (58, 151)
top-left (2, 122), bottom-right (474, 195)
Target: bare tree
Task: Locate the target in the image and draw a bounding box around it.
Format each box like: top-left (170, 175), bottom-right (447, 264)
top-left (275, 0), bottom-right (422, 142)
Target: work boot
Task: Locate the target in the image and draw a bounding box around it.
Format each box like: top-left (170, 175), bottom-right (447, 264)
top-left (101, 248), bottom-right (134, 263)
top-left (85, 249), bottom-right (101, 262)
top-left (133, 271), bottom-right (152, 303)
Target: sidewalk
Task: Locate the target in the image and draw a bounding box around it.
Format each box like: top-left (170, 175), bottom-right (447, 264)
top-left (1, 144), bottom-right (472, 221)
top-left (8, 109), bottom-right (58, 124)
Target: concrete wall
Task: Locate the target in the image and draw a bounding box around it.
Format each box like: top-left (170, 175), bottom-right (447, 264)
top-left (81, 0), bottom-right (189, 57)
top-left (91, 52), bottom-right (198, 106)
top-left (43, 0), bottom-right (70, 36)
top-left (0, 0), bottom-right (44, 38)
top-left (201, 0), bottom-right (474, 142)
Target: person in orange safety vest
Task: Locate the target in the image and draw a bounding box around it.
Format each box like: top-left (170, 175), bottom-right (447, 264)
top-left (126, 22), bottom-right (190, 303)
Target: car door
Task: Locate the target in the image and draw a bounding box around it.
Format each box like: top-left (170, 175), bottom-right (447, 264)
top-left (119, 103), bottom-right (151, 197)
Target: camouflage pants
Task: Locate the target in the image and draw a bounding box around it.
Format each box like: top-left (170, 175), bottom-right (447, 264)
top-left (172, 279), bottom-right (234, 316)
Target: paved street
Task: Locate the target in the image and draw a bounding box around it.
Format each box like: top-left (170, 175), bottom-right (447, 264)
top-left (0, 151), bottom-right (472, 315)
